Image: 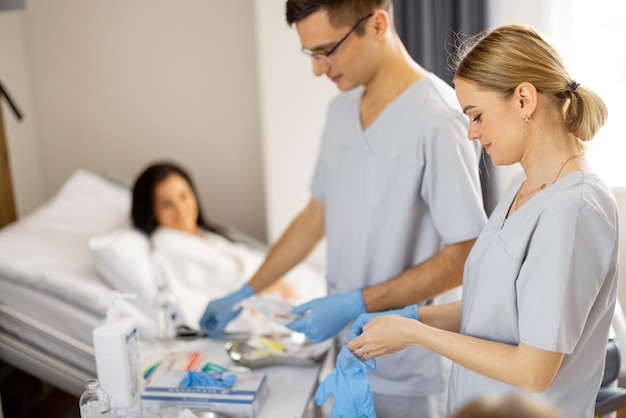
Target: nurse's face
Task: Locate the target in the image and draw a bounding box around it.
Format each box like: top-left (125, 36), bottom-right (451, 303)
top-left (455, 79), bottom-right (525, 166)
top-left (296, 9), bottom-right (374, 91)
top-left (153, 173), bottom-right (199, 235)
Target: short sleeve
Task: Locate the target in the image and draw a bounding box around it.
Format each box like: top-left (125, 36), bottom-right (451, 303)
top-left (310, 145), bottom-right (327, 202)
top-left (421, 112), bottom-right (487, 244)
top-left (517, 200), bottom-right (617, 353)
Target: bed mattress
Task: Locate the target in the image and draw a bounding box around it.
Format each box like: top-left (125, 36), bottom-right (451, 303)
top-left (0, 279), bottom-right (97, 365)
top-left (0, 282), bottom-right (97, 396)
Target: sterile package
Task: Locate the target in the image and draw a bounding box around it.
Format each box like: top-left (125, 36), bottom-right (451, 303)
top-left (241, 296), bottom-right (300, 325)
top-left (140, 369), bottom-right (268, 418)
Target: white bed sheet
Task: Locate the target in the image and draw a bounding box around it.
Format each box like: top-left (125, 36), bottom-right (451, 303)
top-left (0, 170), bottom-right (133, 314)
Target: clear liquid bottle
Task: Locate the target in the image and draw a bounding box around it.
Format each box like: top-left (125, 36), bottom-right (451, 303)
top-left (79, 378), bottom-right (112, 417)
top-left (155, 285), bottom-right (178, 343)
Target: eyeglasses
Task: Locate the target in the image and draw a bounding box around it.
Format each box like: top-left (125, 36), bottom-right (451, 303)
top-left (301, 13), bottom-right (374, 64)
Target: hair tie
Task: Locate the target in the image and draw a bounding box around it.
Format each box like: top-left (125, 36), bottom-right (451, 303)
top-left (567, 80), bottom-right (581, 100)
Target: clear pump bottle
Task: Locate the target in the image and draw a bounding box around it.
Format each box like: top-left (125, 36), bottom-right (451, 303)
top-left (79, 378), bottom-right (112, 417)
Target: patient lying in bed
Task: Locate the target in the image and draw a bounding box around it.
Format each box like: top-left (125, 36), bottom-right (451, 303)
top-left (89, 162), bottom-right (325, 338)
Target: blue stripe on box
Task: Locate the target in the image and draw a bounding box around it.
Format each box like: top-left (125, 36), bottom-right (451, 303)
top-left (143, 387), bottom-right (258, 395)
top-left (140, 395), bottom-right (253, 404)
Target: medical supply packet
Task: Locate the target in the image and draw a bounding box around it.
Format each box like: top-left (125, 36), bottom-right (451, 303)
top-left (140, 369), bottom-right (268, 417)
top-left (241, 296), bottom-right (299, 325)
top-left (143, 351), bottom-right (204, 383)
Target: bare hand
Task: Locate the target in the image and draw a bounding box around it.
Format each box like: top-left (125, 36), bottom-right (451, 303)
top-left (347, 314), bottom-right (419, 360)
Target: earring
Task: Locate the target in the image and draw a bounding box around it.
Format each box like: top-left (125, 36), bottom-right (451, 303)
top-left (524, 116), bottom-right (529, 123)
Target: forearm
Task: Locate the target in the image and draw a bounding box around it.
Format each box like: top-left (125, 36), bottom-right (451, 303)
top-left (413, 322), bottom-right (563, 392)
top-left (248, 198), bottom-right (325, 294)
top-left (352, 310), bottom-right (563, 392)
top-left (418, 301), bottom-right (462, 332)
top-left (362, 238), bottom-right (475, 312)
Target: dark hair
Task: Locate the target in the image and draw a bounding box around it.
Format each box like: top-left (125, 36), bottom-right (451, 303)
top-left (453, 24), bottom-right (607, 144)
top-left (131, 161), bottom-right (228, 238)
top-left (286, 0), bottom-right (392, 35)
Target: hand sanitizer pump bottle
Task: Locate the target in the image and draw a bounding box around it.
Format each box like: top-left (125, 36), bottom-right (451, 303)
top-left (92, 292), bottom-right (140, 410)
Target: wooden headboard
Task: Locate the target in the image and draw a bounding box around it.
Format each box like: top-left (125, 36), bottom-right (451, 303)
top-left (0, 104), bottom-right (17, 228)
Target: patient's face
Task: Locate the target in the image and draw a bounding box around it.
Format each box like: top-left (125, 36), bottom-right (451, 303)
top-left (153, 173), bottom-right (200, 235)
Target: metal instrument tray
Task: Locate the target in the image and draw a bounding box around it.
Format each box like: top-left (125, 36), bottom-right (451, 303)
top-left (225, 333), bottom-right (331, 368)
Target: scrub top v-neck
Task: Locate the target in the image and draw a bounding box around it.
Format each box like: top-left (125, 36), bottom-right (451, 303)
top-left (448, 171), bottom-right (619, 417)
top-left (310, 72), bottom-right (488, 396)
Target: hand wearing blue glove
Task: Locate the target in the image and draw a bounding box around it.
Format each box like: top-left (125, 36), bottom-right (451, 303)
top-left (314, 345), bottom-right (377, 418)
top-left (285, 289), bottom-right (365, 343)
top-left (199, 284), bottom-right (254, 339)
top-left (349, 304), bottom-right (419, 339)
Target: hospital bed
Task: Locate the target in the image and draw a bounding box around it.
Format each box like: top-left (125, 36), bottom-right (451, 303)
top-left (0, 169), bottom-right (327, 411)
top-left (0, 170), bottom-right (131, 396)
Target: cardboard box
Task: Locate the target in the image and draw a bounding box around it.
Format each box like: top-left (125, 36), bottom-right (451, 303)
top-left (140, 369), bottom-right (268, 417)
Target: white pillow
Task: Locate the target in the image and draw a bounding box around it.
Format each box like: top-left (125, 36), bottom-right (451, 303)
top-left (29, 169), bottom-right (132, 235)
top-left (88, 228), bottom-right (157, 316)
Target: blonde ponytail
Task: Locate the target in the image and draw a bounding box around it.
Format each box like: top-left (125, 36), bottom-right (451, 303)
top-left (453, 24), bottom-right (608, 145)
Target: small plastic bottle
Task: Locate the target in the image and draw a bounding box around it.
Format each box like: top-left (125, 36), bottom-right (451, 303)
top-left (155, 285), bottom-right (179, 343)
top-left (79, 378), bottom-right (112, 417)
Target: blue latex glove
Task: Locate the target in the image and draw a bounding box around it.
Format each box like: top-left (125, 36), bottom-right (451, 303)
top-left (314, 345), bottom-right (377, 418)
top-left (285, 289), bottom-right (365, 343)
top-left (350, 304), bottom-right (419, 339)
top-left (199, 284), bottom-right (254, 339)
top-left (179, 371), bottom-right (237, 388)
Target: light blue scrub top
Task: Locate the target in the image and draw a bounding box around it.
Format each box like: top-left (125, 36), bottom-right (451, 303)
top-left (311, 73), bottom-right (488, 397)
top-left (448, 171), bottom-right (620, 417)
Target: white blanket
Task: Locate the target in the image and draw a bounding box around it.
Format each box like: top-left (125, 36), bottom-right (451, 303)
top-left (0, 170), bottom-right (128, 312)
top-left (150, 227), bottom-right (327, 332)
top-left (89, 226), bottom-right (327, 337)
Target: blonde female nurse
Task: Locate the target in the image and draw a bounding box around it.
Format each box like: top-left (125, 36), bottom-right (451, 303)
top-left (346, 24), bottom-right (619, 417)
